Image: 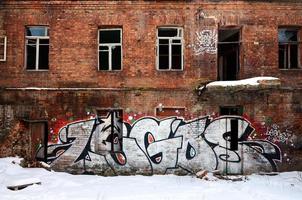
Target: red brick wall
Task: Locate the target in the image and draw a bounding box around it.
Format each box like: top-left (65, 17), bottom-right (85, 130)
top-left (0, 120), bottom-right (30, 159)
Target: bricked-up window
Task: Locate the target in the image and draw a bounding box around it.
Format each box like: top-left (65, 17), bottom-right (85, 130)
top-left (98, 28), bottom-right (122, 71)
top-left (220, 106), bottom-right (243, 116)
top-left (156, 107), bottom-right (185, 118)
top-left (157, 27), bottom-right (183, 70)
top-left (0, 36), bottom-right (7, 61)
top-left (278, 28), bottom-right (299, 69)
top-left (25, 27), bottom-right (49, 70)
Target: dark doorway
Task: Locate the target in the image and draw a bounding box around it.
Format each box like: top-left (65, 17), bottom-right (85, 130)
top-left (218, 29), bottom-right (240, 81)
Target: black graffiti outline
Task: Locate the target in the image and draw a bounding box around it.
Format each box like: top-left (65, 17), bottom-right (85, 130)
top-left (40, 114), bottom-right (282, 174)
top-left (240, 139), bottom-right (282, 172)
top-left (123, 116), bottom-right (184, 175)
top-left (203, 116), bottom-right (254, 163)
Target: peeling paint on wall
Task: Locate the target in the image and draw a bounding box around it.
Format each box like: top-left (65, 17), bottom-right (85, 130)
top-left (37, 112), bottom-right (282, 175)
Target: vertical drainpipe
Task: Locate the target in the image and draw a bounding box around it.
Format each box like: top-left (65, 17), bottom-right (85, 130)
top-left (241, 139), bottom-right (244, 175)
top-left (43, 121), bottom-right (48, 163)
top-left (111, 110), bottom-right (114, 152)
top-left (225, 118), bottom-right (228, 175)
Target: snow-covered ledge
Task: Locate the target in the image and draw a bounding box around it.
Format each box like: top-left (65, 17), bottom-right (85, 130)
top-left (200, 77), bottom-right (280, 92)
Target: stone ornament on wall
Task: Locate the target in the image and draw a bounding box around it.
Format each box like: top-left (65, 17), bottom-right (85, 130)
top-left (37, 112), bottom-right (282, 175)
top-left (192, 30), bottom-right (217, 55)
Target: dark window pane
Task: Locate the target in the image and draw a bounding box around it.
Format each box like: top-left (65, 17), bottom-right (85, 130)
top-left (172, 45), bottom-right (181, 56)
top-left (219, 29), bottom-right (240, 42)
top-left (278, 29), bottom-right (298, 42)
top-left (38, 45), bottom-right (49, 70)
top-left (159, 39), bottom-right (169, 44)
top-left (99, 51), bottom-right (109, 70)
top-left (99, 46), bottom-right (109, 51)
top-left (172, 55), bottom-right (181, 70)
top-left (26, 45), bottom-right (36, 69)
top-left (290, 44), bottom-right (298, 69)
top-left (172, 45), bottom-right (182, 70)
top-left (40, 39), bottom-right (49, 45)
top-left (26, 27), bottom-right (47, 36)
top-left (159, 56), bottom-right (169, 70)
top-left (0, 41), bottom-right (4, 60)
top-left (172, 39), bottom-right (181, 44)
top-left (27, 39), bottom-right (37, 45)
top-left (159, 44), bottom-right (169, 56)
top-left (112, 46), bottom-right (121, 70)
top-left (99, 30), bottom-right (121, 44)
top-left (158, 28), bottom-right (178, 37)
top-left (279, 45), bottom-right (286, 69)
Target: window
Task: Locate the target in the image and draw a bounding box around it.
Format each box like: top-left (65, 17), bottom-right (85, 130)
top-left (220, 106), bottom-right (243, 116)
top-left (25, 27), bottom-right (49, 70)
top-left (218, 28), bottom-right (240, 80)
top-left (157, 27), bottom-right (183, 70)
top-left (98, 28), bottom-right (122, 71)
top-left (278, 28), bottom-right (299, 69)
top-left (0, 36), bottom-right (7, 61)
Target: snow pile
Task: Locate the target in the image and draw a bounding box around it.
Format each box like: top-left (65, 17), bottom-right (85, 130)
top-left (1, 157), bottom-right (302, 200)
top-left (202, 77), bottom-right (280, 91)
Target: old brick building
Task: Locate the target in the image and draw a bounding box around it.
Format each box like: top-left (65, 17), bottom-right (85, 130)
top-left (0, 0), bottom-right (301, 175)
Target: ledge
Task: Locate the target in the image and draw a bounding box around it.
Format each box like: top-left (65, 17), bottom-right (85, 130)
top-left (200, 77), bottom-right (281, 92)
top-left (4, 87), bottom-right (189, 92)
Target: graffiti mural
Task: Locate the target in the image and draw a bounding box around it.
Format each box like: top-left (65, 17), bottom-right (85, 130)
top-left (192, 30), bottom-right (217, 55)
top-left (266, 124), bottom-right (292, 144)
top-left (37, 112), bottom-right (282, 175)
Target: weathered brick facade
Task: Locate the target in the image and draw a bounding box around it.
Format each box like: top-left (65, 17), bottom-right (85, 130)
top-left (0, 0), bottom-right (301, 175)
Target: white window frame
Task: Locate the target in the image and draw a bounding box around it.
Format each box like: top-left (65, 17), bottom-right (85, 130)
top-left (98, 28), bottom-right (123, 71)
top-left (0, 36), bottom-right (7, 62)
top-left (156, 27), bottom-right (184, 71)
top-left (25, 26), bottom-right (49, 71)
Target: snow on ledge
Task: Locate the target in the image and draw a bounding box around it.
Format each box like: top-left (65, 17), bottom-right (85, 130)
top-left (202, 77), bottom-right (280, 90)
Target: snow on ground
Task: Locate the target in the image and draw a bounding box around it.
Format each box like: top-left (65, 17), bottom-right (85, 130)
top-left (1, 157), bottom-right (302, 200)
top-left (204, 77), bottom-right (280, 88)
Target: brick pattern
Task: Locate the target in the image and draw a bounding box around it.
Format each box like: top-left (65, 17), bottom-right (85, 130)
top-left (1, 1), bottom-right (302, 88)
top-left (0, 1), bottom-right (301, 172)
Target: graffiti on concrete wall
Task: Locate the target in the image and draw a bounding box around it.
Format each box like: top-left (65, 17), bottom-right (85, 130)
top-left (37, 112), bottom-right (281, 175)
top-left (192, 30), bottom-right (217, 55)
